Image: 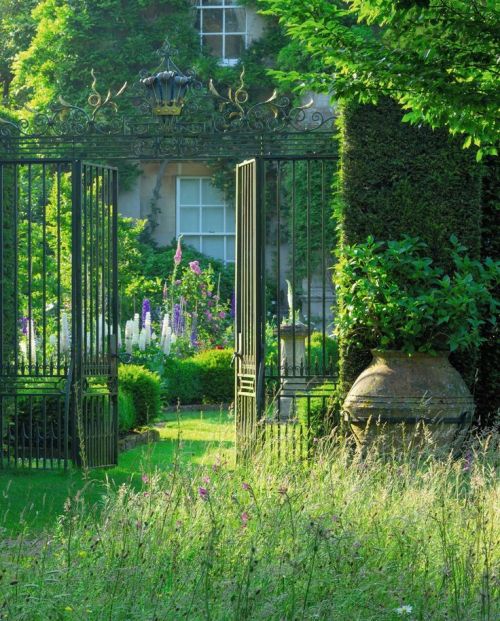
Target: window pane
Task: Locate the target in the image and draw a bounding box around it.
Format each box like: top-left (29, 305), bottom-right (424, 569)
top-left (224, 35), bottom-right (245, 59)
top-left (225, 8), bottom-right (245, 32)
top-left (201, 178), bottom-right (224, 204)
top-left (201, 0), bottom-right (222, 5)
top-left (179, 208), bottom-right (199, 232)
top-left (203, 9), bottom-right (223, 33)
top-left (202, 207), bottom-right (224, 232)
top-left (179, 179), bottom-right (199, 205)
top-left (202, 236), bottom-right (225, 261)
top-left (225, 205), bottom-right (235, 232)
top-left (226, 237), bottom-right (235, 262)
top-left (183, 236), bottom-right (200, 251)
top-left (202, 35), bottom-right (223, 56)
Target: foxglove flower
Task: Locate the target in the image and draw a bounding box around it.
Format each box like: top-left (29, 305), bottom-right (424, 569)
top-left (132, 313), bottom-right (140, 347)
top-left (138, 328), bottom-right (147, 351)
top-left (125, 320), bottom-right (134, 354)
top-left (144, 311), bottom-right (152, 346)
top-left (189, 260), bottom-right (201, 275)
top-left (174, 236), bottom-right (183, 265)
top-left (60, 312), bottom-right (70, 354)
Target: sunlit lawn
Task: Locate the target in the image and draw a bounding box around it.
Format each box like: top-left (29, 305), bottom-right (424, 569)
top-left (0, 409), bottom-right (234, 536)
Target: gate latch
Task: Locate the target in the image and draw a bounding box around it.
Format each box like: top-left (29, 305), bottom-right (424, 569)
top-left (231, 351), bottom-right (242, 367)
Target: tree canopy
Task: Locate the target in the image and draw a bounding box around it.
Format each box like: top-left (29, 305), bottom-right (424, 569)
top-left (262, 0), bottom-right (499, 158)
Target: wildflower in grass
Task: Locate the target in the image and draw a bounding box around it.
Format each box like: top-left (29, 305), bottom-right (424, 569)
top-left (141, 474), bottom-right (149, 484)
top-left (242, 482), bottom-right (250, 491)
top-left (241, 512), bottom-right (249, 528)
top-left (202, 475), bottom-right (211, 485)
top-left (189, 260), bottom-right (201, 275)
top-left (463, 450), bottom-right (473, 472)
top-left (174, 236), bottom-right (183, 265)
top-left (395, 604), bottom-right (413, 615)
top-left (198, 487), bottom-right (208, 500)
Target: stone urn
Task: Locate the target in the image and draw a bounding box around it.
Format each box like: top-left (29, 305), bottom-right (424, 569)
top-left (274, 322), bottom-right (310, 420)
top-left (343, 350), bottom-right (474, 451)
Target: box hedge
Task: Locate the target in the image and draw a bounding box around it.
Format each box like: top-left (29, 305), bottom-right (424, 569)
top-left (336, 98), bottom-right (482, 405)
top-left (118, 364), bottom-right (161, 425)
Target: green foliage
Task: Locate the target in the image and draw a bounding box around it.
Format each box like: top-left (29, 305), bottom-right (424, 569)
top-left (307, 331), bottom-right (339, 369)
top-left (162, 357), bottom-right (202, 406)
top-left (118, 363), bottom-right (161, 425)
top-left (161, 349), bottom-right (233, 405)
top-left (192, 348), bottom-right (234, 404)
top-left (335, 98), bottom-right (483, 396)
top-left (336, 235), bottom-right (499, 354)
top-left (118, 388), bottom-right (137, 433)
top-left (263, 0), bottom-right (499, 158)
top-left (296, 382), bottom-right (336, 437)
top-left (0, 0), bottom-right (36, 98)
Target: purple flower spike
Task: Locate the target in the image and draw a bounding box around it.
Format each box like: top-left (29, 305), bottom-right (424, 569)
top-left (174, 236), bottom-right (183, 265)
top-left (141, 299), bottom-right (151, 326)
top-left (173, 303), bottom-right (185, 336)
top-left (20, 317), bottom-right (29, 335)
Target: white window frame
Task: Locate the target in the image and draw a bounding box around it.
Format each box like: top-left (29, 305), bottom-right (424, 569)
top-left (176, 176), bottom-right (235, 263)
top-left (196, 0), bottom-right (247, 67)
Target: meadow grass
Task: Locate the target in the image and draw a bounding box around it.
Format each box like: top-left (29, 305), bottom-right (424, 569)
top-left (0, 409), bottom-right (234, 536)
top-left (0, 427), bottom-right (498, 621)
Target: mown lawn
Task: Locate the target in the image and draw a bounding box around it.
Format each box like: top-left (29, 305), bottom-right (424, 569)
top-left (0, 409), bottom-right (233, 536)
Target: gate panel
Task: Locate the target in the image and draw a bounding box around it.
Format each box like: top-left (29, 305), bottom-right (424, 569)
top-left (0, 161), bottom-right (73, 468)
top-left (0, 159), bottom-right (118, 469)
top-left (74, 163), bottom-right (118, 468)
top-left (235, 159), bottom-right (264, 460)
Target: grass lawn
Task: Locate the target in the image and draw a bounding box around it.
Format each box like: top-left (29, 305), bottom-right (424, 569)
top-left (0, 409), bottom-right (234, 536)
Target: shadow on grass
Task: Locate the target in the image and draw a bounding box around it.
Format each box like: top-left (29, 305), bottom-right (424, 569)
top-left (0, 409), bottom-right (234, 536)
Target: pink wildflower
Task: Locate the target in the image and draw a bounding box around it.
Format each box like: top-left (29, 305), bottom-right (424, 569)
top-left (174, 237), bottom-right (183, 265)
top-left (189, 260), bottom-right (202, 275)
top-left (202, 475), bottom-right (211, 485)
top-left (219, 311), bottom-right (226, 319)
top-left (198, 486), bottom-right (209, 500)
top-left (242, 482), bottom-right (250, 491)
top-left (141, 474), bottom-right (149, 484)
top-left (206, 311), bottom-right (213, 320)
top-left (241, 512), bottom-right (249, 528)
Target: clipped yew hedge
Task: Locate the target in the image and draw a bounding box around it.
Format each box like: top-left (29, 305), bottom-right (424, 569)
top-left (336, 98), bottom-right (483, 408)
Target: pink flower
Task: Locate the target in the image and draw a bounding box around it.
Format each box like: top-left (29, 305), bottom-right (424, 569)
top-left (174, 237), bottom-right (183, 265)
top-left (198, 486), bottom-right (208, 500)
top-left (205, 311), bottom-right (213, 320)
top-left (207, 290), bottom-right (212, 297)
top-left (189, 260), bottom-right (201, 275)
top-left (219, 311), bottom-right (226, 319)
top-left (141, 474), bottom-right (149, 484)
top-left (242, 482), bottom-right (250, 491)
top-left (202, 475), bottom-right (211, 485)
top-left (241, 512), bottom-right (249, 528)
top-left (175, 279), bottom-right (182, 285)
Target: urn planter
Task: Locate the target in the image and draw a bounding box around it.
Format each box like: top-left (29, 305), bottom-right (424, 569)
top-left (343, 350), bottom-right (474, 451)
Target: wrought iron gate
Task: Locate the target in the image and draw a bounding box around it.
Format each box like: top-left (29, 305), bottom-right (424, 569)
top-left (234, 159), bottom-right (265, 460)
top-left (0, 159), bottom-right (118, 469)
top-left (235, 156), bottom-right (338, 461)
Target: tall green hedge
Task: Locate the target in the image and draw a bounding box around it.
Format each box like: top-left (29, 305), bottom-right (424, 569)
top-left (476, 158), bottom-right (499, 426)
top-left (336, 98), bottom-right (482, 401)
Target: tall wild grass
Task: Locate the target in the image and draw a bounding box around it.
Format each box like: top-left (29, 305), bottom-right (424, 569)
top-left (0, 433), bottom-right (498, 620)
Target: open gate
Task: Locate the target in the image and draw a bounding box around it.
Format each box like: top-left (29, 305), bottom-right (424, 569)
top-left (235, 155), bottom-right (338, 461)
top-left (0, 159), bottom-right (118, 469)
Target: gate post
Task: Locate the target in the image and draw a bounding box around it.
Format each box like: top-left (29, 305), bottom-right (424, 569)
top-left (71, 160), bottom-right (84, 464)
